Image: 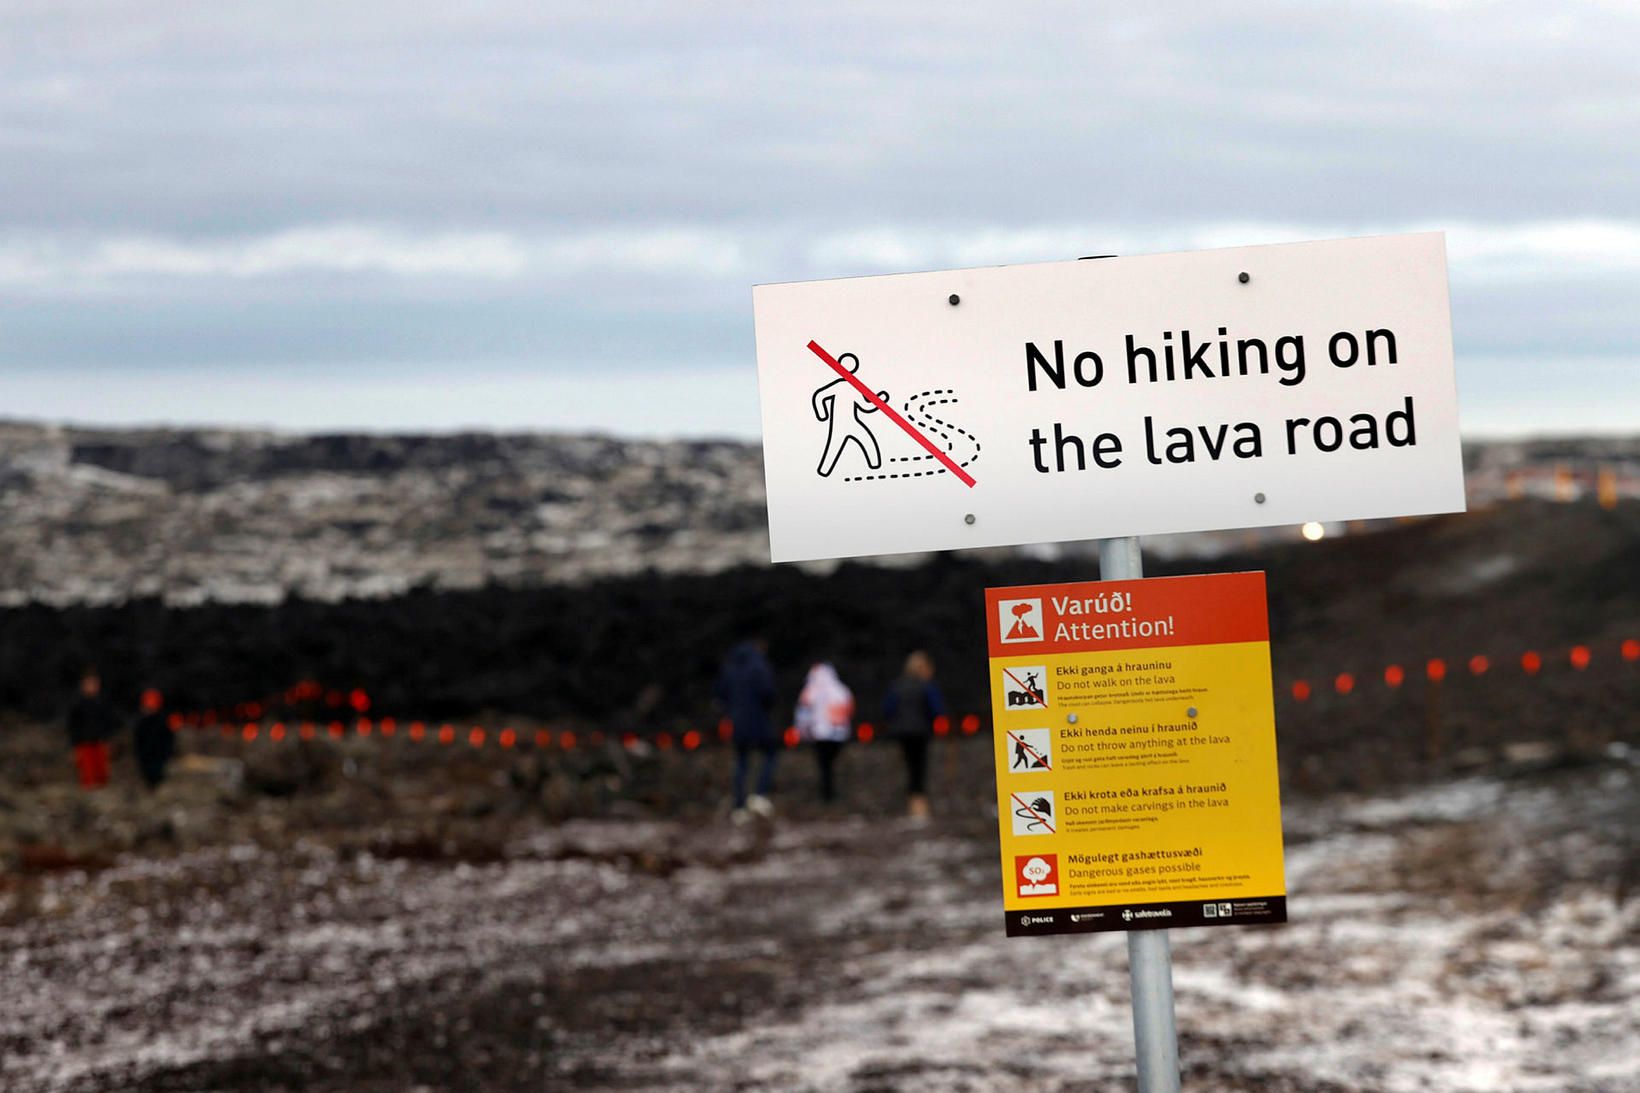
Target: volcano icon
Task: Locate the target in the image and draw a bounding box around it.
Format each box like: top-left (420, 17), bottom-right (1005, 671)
top-left (998, 598), bottom-right (1043, 644)
top-left (1006, 605), bottom-right (1040, 640)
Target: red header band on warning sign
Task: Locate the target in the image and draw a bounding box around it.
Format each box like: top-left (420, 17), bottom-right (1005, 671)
top-left (985, 571), bottom-right (1269, 658)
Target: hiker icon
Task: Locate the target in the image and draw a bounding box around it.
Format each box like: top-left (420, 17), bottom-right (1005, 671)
top-left (1011, 791), bottom-right (1056, 835)
top-left (811, 352), bottom-right (888, 478)
top-left (1008, 729), bottom-right (1052, 772)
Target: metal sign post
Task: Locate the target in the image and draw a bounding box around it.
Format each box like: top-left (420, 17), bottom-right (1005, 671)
top-left (1100, 535), bottom-right (1180, 1093)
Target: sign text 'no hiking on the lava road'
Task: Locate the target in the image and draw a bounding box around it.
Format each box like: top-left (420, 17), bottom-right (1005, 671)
top-left (752, 232), bottom-right (1463, 563)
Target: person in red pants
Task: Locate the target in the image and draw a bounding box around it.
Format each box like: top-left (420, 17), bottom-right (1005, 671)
top-left (67, 668), bottom-right (118, 790)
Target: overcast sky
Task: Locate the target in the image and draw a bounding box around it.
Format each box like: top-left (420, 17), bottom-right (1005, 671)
top-left (2, 1), bottom-right (1636, 439)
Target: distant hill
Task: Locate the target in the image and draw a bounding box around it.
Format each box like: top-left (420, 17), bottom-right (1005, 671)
top-left (0, 422), bottom-right (769, 605)
top-left (0, 495), bottom-right (1635, 798)
top-left (0, 421), bottom-right (1634, 607)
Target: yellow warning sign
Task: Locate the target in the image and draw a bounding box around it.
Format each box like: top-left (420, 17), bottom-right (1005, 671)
top-left (987, 572), bottom-right (1287, 936)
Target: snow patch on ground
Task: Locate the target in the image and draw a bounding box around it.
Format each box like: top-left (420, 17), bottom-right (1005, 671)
top-left (3, 772), bottom-right (1636, 1091)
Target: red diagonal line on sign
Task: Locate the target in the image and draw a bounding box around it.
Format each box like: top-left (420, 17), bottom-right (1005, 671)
top-left (1003, 667), bottom-right (1046, 707)
top-left (806, 339), bottom-right (977, 488)
top-left (1011, 792), bottom-right (1055, 833)
top-left (1007, 731), bottom-right (1051, 770)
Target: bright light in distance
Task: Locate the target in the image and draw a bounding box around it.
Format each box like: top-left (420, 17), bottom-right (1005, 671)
top-left (1301, 522), bottom-right (1326, 542)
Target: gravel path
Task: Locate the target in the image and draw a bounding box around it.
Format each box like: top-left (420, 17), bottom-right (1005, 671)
top-left (3, 761), bottom-right (1637, 1092)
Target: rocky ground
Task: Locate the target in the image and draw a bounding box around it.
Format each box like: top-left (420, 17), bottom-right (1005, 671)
top-left (1, 720), bottom-right (1637, 1092)
top-left (2, 425), bottom-right (1638, 1090)
top-left (4, 494), bottom-right (1639, 743)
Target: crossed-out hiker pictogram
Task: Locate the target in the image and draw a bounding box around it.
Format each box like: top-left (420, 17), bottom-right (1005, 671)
top-left (1002, 667), bottom-right (1046, 708)
top-left (806, 340), bottom-right (978, 487)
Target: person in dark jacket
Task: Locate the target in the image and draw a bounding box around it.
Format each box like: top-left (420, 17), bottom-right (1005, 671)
top-left (882, 650), bottom-right (944, 820)
top-left (715, 639), bottom-right (778, 821)
top-left (132, 688), bottom-right (175, 789)
top-left (67, 668), bottom-right (119, 790)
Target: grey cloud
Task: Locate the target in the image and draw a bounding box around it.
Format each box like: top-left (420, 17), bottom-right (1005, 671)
top-left (5, 2), bottom-right (1637, 231)
top-left (0, 1), bottom-right (1635, 433)
top-left (0, 218), bottom-right (1634, 372)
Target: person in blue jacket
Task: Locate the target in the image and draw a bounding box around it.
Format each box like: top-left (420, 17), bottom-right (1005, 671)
top-left (882, 650), bottom-right (944, 820)
top-left (716, 639), bottom-right (779, 822)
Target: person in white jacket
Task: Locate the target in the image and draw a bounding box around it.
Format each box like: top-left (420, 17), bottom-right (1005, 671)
top-left (795, 661), bottom-right (854, 805)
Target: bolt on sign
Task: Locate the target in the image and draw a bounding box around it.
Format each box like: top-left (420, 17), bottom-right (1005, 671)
top-left (752, 233), bottom-right (1463, 563)
top-left (987, 572), bottom-right (1286, 936)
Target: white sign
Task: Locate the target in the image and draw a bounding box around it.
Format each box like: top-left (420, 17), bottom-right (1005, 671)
top-left (752, 233), bottom-right (1463, 562)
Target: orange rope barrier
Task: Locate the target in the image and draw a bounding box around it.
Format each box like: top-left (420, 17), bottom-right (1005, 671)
top-left (1286, 637), bottom-right (1634, 701)
top-left (162, 634), bottom-right (1636, 757)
